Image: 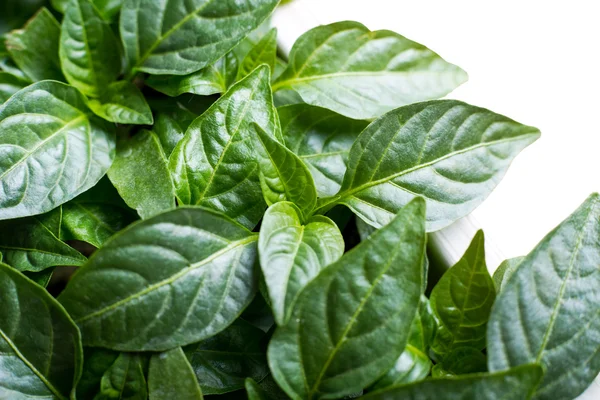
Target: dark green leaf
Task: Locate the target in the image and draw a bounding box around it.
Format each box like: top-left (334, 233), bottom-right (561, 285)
top-left (148, 347), bottom-right (203, 400)
top-left (5, 8), bottom-right (64, 82)
top-left (246, 378), bottom-right (268, 400)
top-left (24, 267), bottom-right (55, 287)
top-left (0, 71), bottom-right (26, 103)
top-left (153, 109), bottom-right (197, 156)
top-left (98, 353), bottom-right (147, 400)
top-left (237, 28), bottom-right (277, 80)
top-left (241, 294), bottom-right (275, 332)
top-left (432, 347), bottom-right (487, 377)
top-left (268, 198), bottom-right (426, 399)
top-left (53, 0), bottom-right (124, 21)
top-left (184, 319), bottom-right (268, 395)
top-left (108, 130), bottom-right (175, 219)
top-left (0, 0), bottom-right (48, 35)
top-left (492, 256), bottom-right (524, 292)
top-left (77, 348), bottom-right (120, 399)
top-left (120, 0), bottom-right (278, 75)
top-left (0, 263), bottom-right (83, 399)
top-left (314, 100), bottom-right (540, 231)
top-left (278, 104), bottom-right (368, 197)
top-left (60, 0), bottom-right (121, 97)
top-left (258, 202), bottom-right (344, 325)
top-left (0, 80), bottom-right (116, 220)
top-left (87, 81), bottom-right (153, 125)
top-left (363, 365), bottom-right (543, 400)
top-left (487, 193), bottom-right (600, 400)
top-left (59, 207), bottom-right (258, 351)
top-left (272, 21), bottom-right (467, 119)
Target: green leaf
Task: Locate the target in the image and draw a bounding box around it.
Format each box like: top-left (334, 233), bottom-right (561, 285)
top-left (87, 81), bottom-right (153, 125)
top-left (492, 256), bottom-right (524, 292)
top-left (153, 111), bottom-right (196, 156)
top-left (58, 207), bottom-right (259, 351)
top-left (272, 21), bottom-right (467, 119)
top-left (60, 0), bottom-right (122, 98)
top-left (430, 231), bottom-right (495, 355)
top-left (119, 0), bottom-right (279, 75)
top-left (246, 378), bottom-right (268, 400)
top-left (432, 347), bottom-right (487, 377)
top-left (5, 8), bottom-right (64, 82)
top-left (53, 0), bottom-right (124, 21)
top-left (0, 0), bottom-right (48, 35)
top-left (0, 263), bottom-right (83, 399)
top-left (278, 104), bottom-right (369, 197)
top-left (268, 198), bottom-right (426, 400)
top-left (24, 267), bottom-right (55, 287)
top-left (76, 348), bottom-right (120, 399)
top-left (169, 65), bottom-right (279, 229)
top-left (237, 28), bottom-right (277, 80)
top-left (0, 214), bottom-right (86, 272)
top-left (362, 365), bottom-right (543, 400)
top-left (251, 123), bottom-right (317, 218)
top-left (0, 80), bottom-right (116, 220)
top-left (184, 319), bottom-right (269, 395)
top-left (487, 193), bottom-right (600, 400)
top-left (149, 347), bottom-right (203, 400)
top-left (98, 353), bottom-right (148, 400)
top-left (0, 71), bottom-right (26, 103)
top-left (258, 202), bottom-right (344, 325)
top-left (108, 130), bottom-right (175, 219)
top-left (315, 100), bottom-right (540, 231)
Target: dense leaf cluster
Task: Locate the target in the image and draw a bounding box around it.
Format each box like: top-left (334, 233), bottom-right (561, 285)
top-left (0, 1), bottom-right (598, 399)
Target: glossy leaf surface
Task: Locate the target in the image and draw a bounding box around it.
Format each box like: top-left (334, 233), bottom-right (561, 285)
top-left (149, 347), bottom-right (203, 400)
top-left (87, 81), bottom-right (153, 125)
top-left (59, 207), bottom-right (258, 351)
top-left (487, 193), bottom-right (600, 400)
top-left (268, 199), bottom-right (426, 400)
top-left (99, 353), bottom-right (147, 400)
top-left (76, 348), bottom-right (119, 399)
top-left (53, 0), bottom-right (124, 21)
top-left (237, 28), bottom-right (277, 80)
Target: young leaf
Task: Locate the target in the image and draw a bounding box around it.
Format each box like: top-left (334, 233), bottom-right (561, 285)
top-left (268, 198), bottom-right (426, 400)
top-left (5, 8), bottom-right (64, 82)
top-left (87, 81), bottom-right (153, 125)
top-left (53, 0), bottom-right (124, 21)
top-left (148, 348), bottom-right (203, 400)
top-left (119, 0), bottom-right (279, 75)
top-left (314, 100), bottom-right (540, 231)
top-left (430, 231), bottom-right (496, 354)
top-left (0, 71), bottom-right (26, 103)
top-left (363, 364), bottom-right (543, 400)
top-left (76, 348), bottom-right (120, 399)
top-left (272, 21), bottom-right (467, 119)
top-left (0, 80), bottom-right (116, 220)
top-left (487, 193), bottom-right (600, 400)
top-left (58, 207), bottom-right (259, 351)
top-left (108, 130), bottom-right (175, 219)
top-left (99, 353), bottom-right (148, 400)
top-left (60, 0), bottom-right (122, 97)
top-left (237, 28), bottom-right (277, 80)
top-left (0, 263), bottom-right (83, 399)
top-left (278, 104), bottom-right (369, 197)
top-left (169, 65), bottom-right (279, 229)
top-left (492, 256), bottom-right (524, 292)
top-left (432, 347), bottom-right (487, 377)
top-left (258, 202), bottom-right (344, 325)
top-left (184, 319), bottom-right (269, 394)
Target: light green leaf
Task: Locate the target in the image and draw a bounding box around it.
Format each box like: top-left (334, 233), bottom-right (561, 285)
top-left (430, 231), bottom-right (495, 355)
top-left (278, 104), bottom-right (368, 197)
top-left (184, 319), bottom-right (269, 395)
top-left (0, 263), bottom-right (83, 399)
top-left (363, 365), bottom-right (543, 400)
top-left (5, 8), bottom-right (64, 82)
top-left (487, 193), bottom-right (600, 400)
top-left (258, 202), bottom-right (344, 325)
top-left (169, 65), bottom-right (279, 229)
top-left (315, 100), bottom-right (540, 231)
top-left (0, 71), bottom-right (26, 103)
top-left (0, 80), bottom-right (116, 220)
top-left (432, 347), bottom-right (487, 377)
top-left (119, 0), bottom-right (279, 75)
top-left (58, 207), bottom-right (259, 351)
top-left (108, 130), bottom-right (175, 219)
top-left (98, 353), bottom-right (147, 400)
top-left (60, 0), bottom-right (122, 97)
top-left (76, 348), bottom-right (120, 399)
top-left (268, 198), bottom-right (426, 400)
top-left (237, 28), bottom-right (277, 80)
top-left (87, 81), bottom-right (153, 125)
top-left (149, 348), bottom-right (203, 400)
top-left (272, 21), bottom-right (467, 119)
top-left (53, 0), bottom-right (124, 21)
top-left (492, 256), bottom-right (524, 292)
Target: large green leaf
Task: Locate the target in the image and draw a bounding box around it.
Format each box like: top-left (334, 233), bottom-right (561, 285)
top-left (492, 256), bottom-right (524, 292)
top-left (314, 100), bottom-right (540, 231)
top-left (0, 263), bottom-right (83, 399)
top-left (119, 0), bottom-right (278, 75)
top-left (237, 28), bottom-right (277, 80)
top-left (169, 65), bottom-right (279, 229)
top-left (278, 104), bottom-right (368, 197)
top-left (268, 198), bottom-right (426, 400)
top-left (148, 348), bottom-right (203, 400)
top-left (0, 71), bottom-right (27, 103)
top-left (58, 207), bottom-right (259, 351)
top-left (87, 81), bottom-right (153, 125)
top-left (5, 8), bottom-right (64, 82)
top-left (98, 353), bottom-right (147, 400)
top-left (258, 201), bottom-right (344, 325)
top-left (60, 0), bottom-right (121, 97)
top-left (362, 365), bottom-right (543, 400)
top-left (430, 231), bottom-right (496, 355)
top-left (52, 0), bottom-right (124, 21)
top-left (0, 80), bottom-right (116, 220)
top-left (108, 130), bottom-right (175, 219)
top-left (76, 348), bottom-right (120, 399)
top-left (272, 21), bottom-right (467, 119)
top-left (487, 193), bottom-right (600, 400)
top-left (184, 319), bottom-right (269, 394)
